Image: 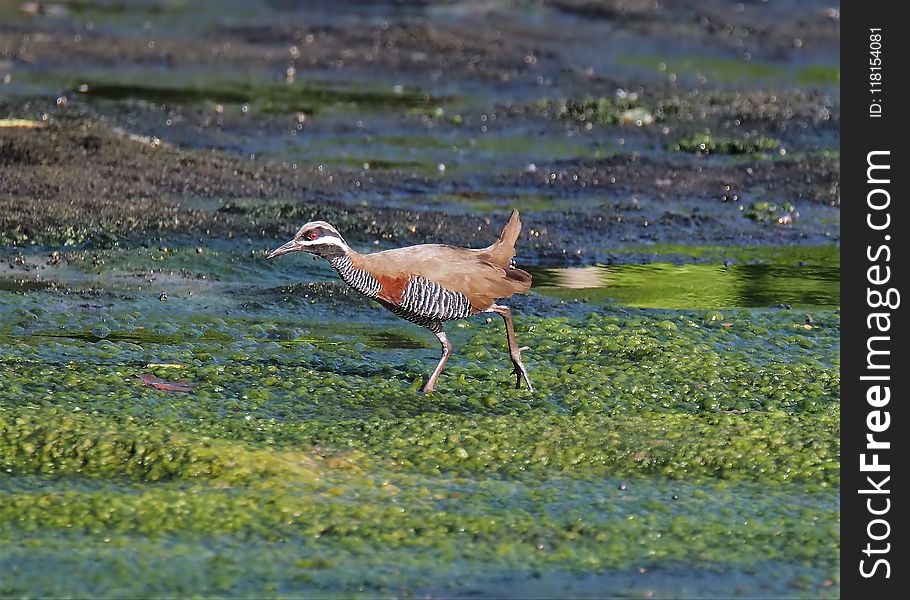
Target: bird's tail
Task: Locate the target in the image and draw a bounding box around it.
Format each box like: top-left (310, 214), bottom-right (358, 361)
top-left (483, 209), bottom-right (522, 268)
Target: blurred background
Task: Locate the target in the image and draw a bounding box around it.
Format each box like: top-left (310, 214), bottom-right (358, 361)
top-left (1, 1), bottom-right (840, 598)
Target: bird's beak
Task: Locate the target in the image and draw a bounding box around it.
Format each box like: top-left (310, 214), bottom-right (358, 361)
top-left (267, 239), bottom-right (302, 259)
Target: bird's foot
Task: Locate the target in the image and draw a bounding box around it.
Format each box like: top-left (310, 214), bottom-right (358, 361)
top-left (510, 346), bottom-right (533, 391)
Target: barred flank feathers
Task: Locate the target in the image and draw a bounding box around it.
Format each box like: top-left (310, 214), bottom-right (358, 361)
top-left (330, 256), bottom-right (471, 332)
top-left (381, 302), bottom-right (444, 334)
top-left (331, 255), bottom-right (382, 298)
top-left (399, 277), bottom-right (474, 322)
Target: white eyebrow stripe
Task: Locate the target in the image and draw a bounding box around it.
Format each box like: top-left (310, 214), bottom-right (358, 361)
top-left (299, 235), bottom-right (347, 249)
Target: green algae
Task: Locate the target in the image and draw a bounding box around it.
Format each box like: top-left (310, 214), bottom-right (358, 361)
top-left (1, 299), bottom-right (840, 481)
top-left (537, 97), bottom-right (657, 126)
top-left (745, 201), bottom-right (797, 222)
top-left (0, 243), bottom-right (841, 597)
top-left (671, 133), bottom-right (781, 155)
top-left (265, 131), bottom-right (600, 176)
top-left (531, 262), bottom-right (838, 309)
top-left (0, 411), bottom-right (322, 483)
top-left (407, 106), bottom-right (465, 125)
top-left (606, 244), bottom-right (839, 266)
top-left (0, 296), bottom-right (841, 594)
top-left (616, 54), bottom-right (840, 87)
top-left (0, 474), bottom-right (839, 596)
top-left (55, 74), bottom-right (442, 115)
top-left (796, 64), bottom-right (843, 86)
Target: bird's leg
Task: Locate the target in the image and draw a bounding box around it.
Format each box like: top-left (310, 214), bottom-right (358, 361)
top-left (487, 304), bottom-right (533, 391)
top-left (422, 329), bottom-right (452, 393)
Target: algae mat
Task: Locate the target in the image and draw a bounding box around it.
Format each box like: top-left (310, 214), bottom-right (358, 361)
top-left (0, 248), bottom-right (839, 597)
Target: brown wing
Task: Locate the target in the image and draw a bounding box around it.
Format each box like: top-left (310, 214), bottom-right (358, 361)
top-left (478, 208), bottom-right (522, 269)
top-left (355, 244), bottom-right (531, 311)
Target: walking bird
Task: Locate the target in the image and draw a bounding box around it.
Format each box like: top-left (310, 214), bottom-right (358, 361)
top-left (268, 210), bottom-right (533, 392)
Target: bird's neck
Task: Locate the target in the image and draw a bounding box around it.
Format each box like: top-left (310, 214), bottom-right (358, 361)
top-left (329, 249), bottom-right (382, 298)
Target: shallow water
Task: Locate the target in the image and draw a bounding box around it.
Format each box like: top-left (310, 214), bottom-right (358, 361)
top-left (0, 240), bottom-right (840, 597)
top-left (532, 261), bottom-right (838, 309)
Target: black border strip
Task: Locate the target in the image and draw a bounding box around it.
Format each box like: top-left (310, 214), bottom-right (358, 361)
top-left (841, 2), bottom-right (908, 594)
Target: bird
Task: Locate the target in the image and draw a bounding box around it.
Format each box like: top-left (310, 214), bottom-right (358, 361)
top-left (268, 210), bottom-right (533, 393)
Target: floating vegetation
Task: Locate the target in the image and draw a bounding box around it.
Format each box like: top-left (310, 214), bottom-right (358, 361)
top-left (407, 106), bottom-right (465, 125)
top-left (68, 77), bottom-right (443, 115)
top-left (671, 133), bottom-right (781, 155)
top-left (0, 286), bottom-right (841, 595)
top-left (616, 54), bottom-right (840, 86)
top-left (744, 201), bottom-right (798, 224)
top-left (538, 97), bottom-right (657, 126)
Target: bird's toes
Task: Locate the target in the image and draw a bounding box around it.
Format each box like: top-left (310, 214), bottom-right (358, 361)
top-left (513, 373), bottom-right (533, 392)
top-left (511, 347), bottom-right (529, 362)
top-left (511, 364), bottom-right (532, 389)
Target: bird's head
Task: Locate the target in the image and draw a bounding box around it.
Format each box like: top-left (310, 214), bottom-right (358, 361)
top-left (267, 221), bottom-right (349, 260)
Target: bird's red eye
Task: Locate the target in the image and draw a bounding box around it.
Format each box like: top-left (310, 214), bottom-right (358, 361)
top-left (306, 230), bottom-right (320, 241)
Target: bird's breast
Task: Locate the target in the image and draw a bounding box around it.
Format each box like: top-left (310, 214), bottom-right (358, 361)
top-left (373, 273), bottom-right (409, 304)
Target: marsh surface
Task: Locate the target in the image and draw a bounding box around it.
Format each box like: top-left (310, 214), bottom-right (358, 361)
top-left (1, 0), bottom-right (839, 597)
